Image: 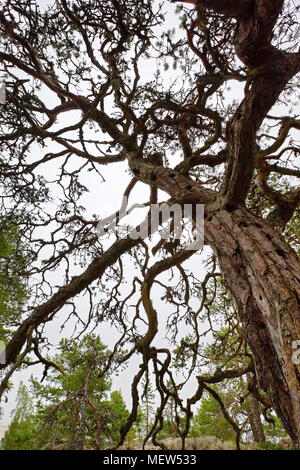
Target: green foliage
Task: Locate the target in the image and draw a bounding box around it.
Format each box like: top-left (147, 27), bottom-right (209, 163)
top-left (104, 390), bottom-right (130, 444)
top-left (0, 221), bottom-right (29, 342)
top-left (157, 404), bottom-right (178, 441)
top-left (256, 441), bottom-right (288, 451)
top-left (263, 414), bottom-right (288, 441)
top-left (31, 334), bottom-right (113, 449)
top-left (2, 335), bottom-right (130, 450)
top-left (157, 382), bottom-right (181, 441)
top-left (1, 382), bottom-right (37, 450)
top-left (190, 391), bottom-right (236, 441)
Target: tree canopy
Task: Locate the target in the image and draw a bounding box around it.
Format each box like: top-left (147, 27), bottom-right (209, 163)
top-left (1, 335), bottom-right (131, 450)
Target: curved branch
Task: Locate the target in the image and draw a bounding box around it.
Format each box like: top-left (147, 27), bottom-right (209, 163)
top-left (0, 227), bottom-right (144, 368)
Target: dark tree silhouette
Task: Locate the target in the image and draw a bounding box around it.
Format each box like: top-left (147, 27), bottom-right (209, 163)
top-left (0, 0), bottom-right (299, 448)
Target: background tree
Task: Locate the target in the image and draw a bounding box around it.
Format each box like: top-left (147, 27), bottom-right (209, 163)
top-left (157, 380), bottom-right (178, 440)
top-left (30, 334), bottom-right (114, 450)
top-left (0, 0), bottom-right (299, 449)
top-left (0, 221), bottom-right (29, 342)
top-left (190, 390), bottom-right (236, 441)
top-left (1, 382), bottom-right (37, 450)
top-left (2, 335), bottom-right (131, 450)
top-left (140, 374), bottom-right (156, 439)
top-left (0, 220), bottom-right (30, 414)
top-left (104, 390), bottom-right (130, 446)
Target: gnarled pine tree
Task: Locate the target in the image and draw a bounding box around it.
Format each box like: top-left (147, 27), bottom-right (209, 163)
top-left (0, 0), bottom-right (299, 448)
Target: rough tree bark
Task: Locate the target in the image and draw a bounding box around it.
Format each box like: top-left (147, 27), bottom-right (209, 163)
top-left (247, 374), bottom-right (266, 443)
top-left (152, 0), bottom-right (300, 444)
top-left (169, 0), bottom-right (300, 446)
top-left (205, 207), bottom-right (300, 444)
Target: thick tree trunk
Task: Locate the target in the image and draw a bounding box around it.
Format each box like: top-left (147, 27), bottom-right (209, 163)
top-left (205, 206), bottom-right (300, 445)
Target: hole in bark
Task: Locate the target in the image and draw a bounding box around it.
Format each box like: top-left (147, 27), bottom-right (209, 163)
top-left (239, 221), bottom-right (248, 228)
top-left (150, 173), bottom-right (157, 181)
top-left (275, 247), bottom-right (285, 257)
top-left (224, 203), bottom-right (236, 213)
top-left (169, 173), bottom-right (176, 178)
top-left (258, 321), bottom-right (266, 329)
top-left (266, 233), bottom-right (272, 240)
top-left (186, 184), bottom-right (193, 190)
